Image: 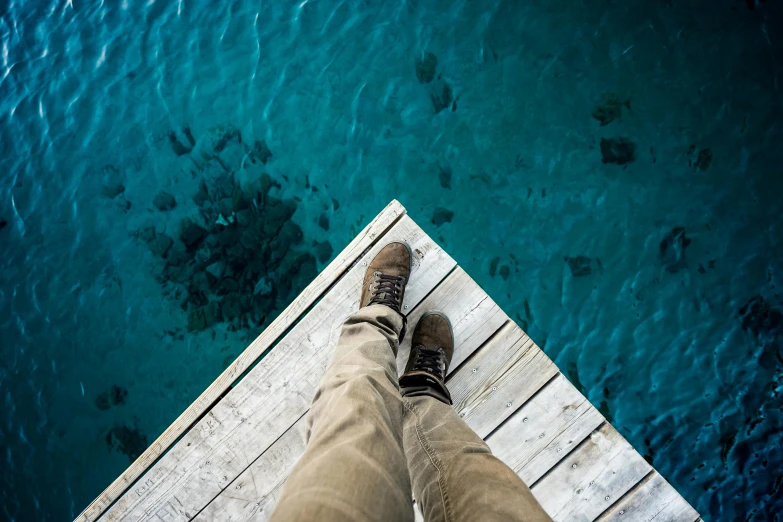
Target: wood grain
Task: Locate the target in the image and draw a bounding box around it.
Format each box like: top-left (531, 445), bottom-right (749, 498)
top-left (595, 471), bottom-right (699, 522)
top-left (487, 373), bottom-right (605, 485)
top-left (449, 323), bottom-right (559, 439)
top-left (98, 214), bottom-right (456, 522)
top-left (531, 424), bottom-right (652, 522)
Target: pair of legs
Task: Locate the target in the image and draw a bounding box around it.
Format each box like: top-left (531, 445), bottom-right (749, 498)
top-left (269, 244), bottom-right (551, 522)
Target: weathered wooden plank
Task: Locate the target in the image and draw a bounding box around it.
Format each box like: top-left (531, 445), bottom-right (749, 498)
top-left (99, 214), bottom-right (456, 522)
top-left (449, 323), bottom-right (559, 439)
top-left (396, 266), bottom-right (508, 377)
top-left (487, 373), bottom-right (606, 484)
top-left (79, 200), bottom-right (406, 522)
top-left (595, 471), bottom-right (699, 522)
top-left (198, 266), bottom-right (509, 521)
top-left (194, 420), bottom-right (307, 521)
top-left (531, 424), bottom-right (652, 522)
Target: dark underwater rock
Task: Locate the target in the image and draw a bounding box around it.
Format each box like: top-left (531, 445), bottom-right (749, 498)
top-left (137, 226), bottom-right (157, 244)
top-left (318, 213), bottom-right (330, 231)
top-left (102, 183), bottom-right (125, 199)
top-left (659, 227), bottom-right (691, 273)
top-left (187, 301), bottom-right (223, 332)
top-left (439, 165), bottom-right (452, 189)
top-left (0, 218), bottom-right (7, 230)
top-left (207, 124), bottom-right (241, 153)
top-left (415, 51), bottom-right (438, 84)
top-left (432, 207), bottom-right (454, 226)
top-left (564, 256), bottom-right (592, 277)
top-left (106, 423), bottom-right (148, 462)
top-left (250, 139), bottom-right (273, 164)
top-left (600, 137), bottom-right (636, 165)
top-left (430, 79), bottom-right (454, 114)
top-left (593, 93), bottom-right (630, 126)
top-left (153, 191), bottom-right (176, 211)
top-left (695, 148), bottom-right (712, 171)
top-left (314, 240), bottom-right (333, 264)
top-left (148, 233), bottom-right (173, 258)
top-left (180, 219), bottom-right (208, 250)
top-left (739, 295), bottom-right (782, 340)
top-left (94, 385), bottom-right (128, 411)
top-left (183, 125), bottom-right (196, 147)
top-left (169, 131), bottom-right (191, 156)
top-left (101, 164), bottom-right (125, 199)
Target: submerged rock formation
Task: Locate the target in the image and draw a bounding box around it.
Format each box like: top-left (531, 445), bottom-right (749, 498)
top-left (147, 124), bottom-right (318, 333)
top-left (94, 385), bottom-right (128, 411)
top-left (600, 137), bottom-right (636, 165)
top-left (106, 423), bottom-right (148, 462)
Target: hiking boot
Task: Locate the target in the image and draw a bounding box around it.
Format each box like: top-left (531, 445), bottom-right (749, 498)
top-left (360, 242), bottom-right (412, 340)
top-left (400, 312), bottom-right (454, 404)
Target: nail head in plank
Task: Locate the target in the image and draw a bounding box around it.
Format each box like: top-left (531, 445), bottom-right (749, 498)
top-left (78, 200), bottom-right (406, 522)
top-left (99, 214), bottom-right (455, 521)
top-left (531, 424), bottom-right (652, 522)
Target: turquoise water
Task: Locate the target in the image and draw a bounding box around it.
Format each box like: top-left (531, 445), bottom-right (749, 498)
top-left (1, 0), bottom-right (782, 520)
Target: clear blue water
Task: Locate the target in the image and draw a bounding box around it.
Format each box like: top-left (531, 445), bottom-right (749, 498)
top-left (1, 0), bottom-right (782, 520)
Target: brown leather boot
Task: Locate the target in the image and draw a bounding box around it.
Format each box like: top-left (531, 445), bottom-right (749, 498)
top-left (360, 242), bottom-right (412, 340)
top-left (399, 312), bottom-right (454, 404)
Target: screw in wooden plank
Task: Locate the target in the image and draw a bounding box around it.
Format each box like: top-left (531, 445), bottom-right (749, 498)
top-left (506, 402), bottom-right (512, 407)
top-left (619, 510), bottom-right (625, 515)
top-left (572, 464), bottom-right (577, 469)
top-left (522, 417), bottom-right (528, 423)
top-left (605, 496), bottom-right (610, 501)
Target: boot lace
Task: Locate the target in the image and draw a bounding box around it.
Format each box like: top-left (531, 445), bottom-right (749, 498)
top-left (412, 345), bottom-right (447, 380)
top-left (368, 272), bottom-right (406, 313)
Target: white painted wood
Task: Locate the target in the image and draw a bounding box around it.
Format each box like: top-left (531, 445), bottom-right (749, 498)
top-left (450, 323), bottom-right (559, 439)
top-left (487, 373), bottom-right (606, 484)
top-left (197, 266), bottom-right (509, 521)
top-left (79, 200), bottom-right (406, 522)
top-left (595, 471), bottom-right (699, 522)
top-left (98, 214), bottom-right (456, 522)
top-left (531, 424), bottom-right (652, 522)
top-left (396, 266), bottom-right (508, 377)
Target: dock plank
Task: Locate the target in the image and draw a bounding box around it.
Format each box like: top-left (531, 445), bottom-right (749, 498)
top-left (396, 266), bottom-right (508, 377)
top-left (194, 420), bottom-right (307, 521)
top-left (99, 214), bottom-right (456, 522)
top-left (196, 265), bottom-right (510, 521)
top-left (449, 323), bottom-right (559, 439)
top-left (595, 471), bottom-right (699, 522)
top-left (78, 200), bottom-right (406, 522)
top-left (487, 373), bottom-right (606, 485)
top-left (531, 424), bottom-right (652, 522)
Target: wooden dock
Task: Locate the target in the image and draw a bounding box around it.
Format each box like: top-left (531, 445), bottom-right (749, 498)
top-left (79, 200), bottom-right (699, 522)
